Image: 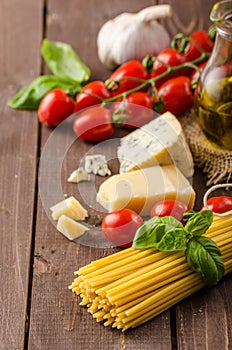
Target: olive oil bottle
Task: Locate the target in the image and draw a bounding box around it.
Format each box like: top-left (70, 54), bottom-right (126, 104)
top-left (194, 0), bottom-right (232, 150)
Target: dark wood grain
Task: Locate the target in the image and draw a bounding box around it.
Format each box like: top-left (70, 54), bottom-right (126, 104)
top-left (0, 0), bottom-right (44, 349)
top-left (1, 0), bottom-right (231, 349)
top-left (28, 1), bottom-right (174, 349)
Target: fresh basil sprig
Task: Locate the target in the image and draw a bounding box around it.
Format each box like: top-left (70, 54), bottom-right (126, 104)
top-left (8, 39), bottom-right (91, 110)
top-left (132, 210), bottom-right (225, 287)
top-left (41, 39), bottom-right (90, 84)
top-left (7, 75), bottom-right (81, 110)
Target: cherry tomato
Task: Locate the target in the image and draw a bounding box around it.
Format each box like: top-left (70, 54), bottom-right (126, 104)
top-left (113, 92), bottom-right (154, 129)
top-left (38, 88), bottom-right (75, 127)
top-left (150, 200), bottom-right (188, 222)
top-left (202, 196), bottom-right (232, 214)
top-left (102, 209), bottom-right (143, 248)
top-left (108, 60), bottom-right (150, 96)
top-left (184, 30), bottom-right (214, 61)
top-left (73, 106), bottom-right (114, 141)
top-left (157, 76), bottom-right (194, 116)
top-left (126, 91), bottom-right (153, 109)
top-left (75, 80), bottom-right (111, 112)
top-left (151, 48), bottom-right (188, 87)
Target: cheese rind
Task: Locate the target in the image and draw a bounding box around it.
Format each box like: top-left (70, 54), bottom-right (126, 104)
top-left (50, 196), bottom-right (88, 221)
top-left (57, 215), bottom-right (89, 240)
top-left (117, 112), bottom-right (194, 178)
top-left (96, 165), bottom-right (195, 216)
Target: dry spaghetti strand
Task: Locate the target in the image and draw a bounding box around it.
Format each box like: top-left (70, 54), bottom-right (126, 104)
top-left (69, 214), bottom-right (232, 331)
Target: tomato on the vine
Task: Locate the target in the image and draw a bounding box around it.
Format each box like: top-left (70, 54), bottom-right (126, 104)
top-left (150, 48), bottom-right (188, 87)
top-left (202, 196), bottom-right (232, 214)
top-left (102, 208), bottom-right (143, 248)
top-left (73, 106), bottom-right (114, 141)
top-left (75, 80), bottom-right (111, 112)
top-left (150, 200), bottom-right (188, 222)
top-left (107, 60), bottom-right (150, 96)
top-left (38, 88), bottom-right (75, 127)
top-left (113, 92), bottom-right (154, 129)
top-left (157, 76), bottom-right (194, 116)
top-left (184, 30), bottom-right (214, 61)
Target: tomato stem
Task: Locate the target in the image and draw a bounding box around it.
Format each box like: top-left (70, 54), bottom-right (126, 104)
top-left (103, 52), bottom-right (209, 104)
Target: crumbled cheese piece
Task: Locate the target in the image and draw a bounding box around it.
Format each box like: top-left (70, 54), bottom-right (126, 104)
top-left (57, 215), bottom-right (89, 240)
top-left (50, 196), bottom-right (88, 221)
top-left (84, 154), bottom-right (111, 176)
top-left (67, 167), bottom-right (91, 183)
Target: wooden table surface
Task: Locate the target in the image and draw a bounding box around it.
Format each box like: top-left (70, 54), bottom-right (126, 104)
top-left (1, 0), bottom-right (232, 349)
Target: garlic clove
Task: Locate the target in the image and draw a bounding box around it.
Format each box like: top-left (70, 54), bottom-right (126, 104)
top-left (97, 5), bottom-right (172, 69)
top-left (137, 5), bottom-right (172, 22)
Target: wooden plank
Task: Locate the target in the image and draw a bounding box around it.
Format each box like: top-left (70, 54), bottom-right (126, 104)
top-left (175, 276), bottom-right (232, 350)
top-left (28, 0), bottom-right (174, 349)
top-left (0, 0), bottom-right (44, 349)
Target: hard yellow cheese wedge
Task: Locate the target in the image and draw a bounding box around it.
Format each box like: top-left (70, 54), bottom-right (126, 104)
top-left (96, 165), bottom-right (195, 215)
top-left (50, 196), bottom-right (88, 221)
top-left (57, 215), bottom-right (89, 240)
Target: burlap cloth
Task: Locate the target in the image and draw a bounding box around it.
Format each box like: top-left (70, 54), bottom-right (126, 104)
top-left (180, 110), bottom-right (232, 186)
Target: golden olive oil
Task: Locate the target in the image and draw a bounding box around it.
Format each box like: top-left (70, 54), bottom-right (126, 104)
top-left (194, 76), bottom-right (232, 150)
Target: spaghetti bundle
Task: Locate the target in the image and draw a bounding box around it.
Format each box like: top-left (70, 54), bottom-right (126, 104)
top-left (69, 215), bottom-right (232, 331)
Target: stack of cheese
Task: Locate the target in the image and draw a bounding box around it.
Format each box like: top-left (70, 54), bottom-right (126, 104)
top-left (50, 196), bottom-right (89, 240)
top-left (97, 112), bottom-right (195, 214)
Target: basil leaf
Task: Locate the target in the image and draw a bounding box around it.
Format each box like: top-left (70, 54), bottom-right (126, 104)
top-left (186, 236), bottom-right (225, 287)
top-left (184, 210), bottom-right (213, 236)
top-left (41, 39), bottom-right (90, 83)
top-left (132, 216), bottom-right (184, 249)
top-left (157, 228), bottom-right (187, 251)
top-left (7, 75), bottom-right (81, 110)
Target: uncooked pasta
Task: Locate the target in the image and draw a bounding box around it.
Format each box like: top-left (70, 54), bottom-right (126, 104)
top-left (69, 214), bottom-right (232, 331)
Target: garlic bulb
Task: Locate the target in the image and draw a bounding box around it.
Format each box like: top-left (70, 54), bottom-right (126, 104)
top-left (97, 5), bottom-right (172, 69)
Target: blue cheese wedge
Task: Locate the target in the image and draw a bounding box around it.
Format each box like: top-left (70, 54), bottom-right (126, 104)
top-left (67, 167), bottom-right (91, 183)
top-left (57, 215), bottom-right (89, 240)
top-left (84, 154), bottom-right (111, 176)
top-left (97, 164), bottom-right (195, 216)
top-left (50, 196), bottom-right (88, 221)
top-left (117, 112), bottom-right (194, 178)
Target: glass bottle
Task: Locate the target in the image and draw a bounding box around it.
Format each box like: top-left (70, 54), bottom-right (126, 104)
top-left (194, 0), bottom-right (232, 150)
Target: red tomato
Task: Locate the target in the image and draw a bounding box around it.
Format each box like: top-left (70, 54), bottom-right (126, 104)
top-left (113, 92), bottom-right (154, 129)
top-left (151, 48), bottom-right (188, 87)
top-left (150, 200), bottom-right (188, 222)
top-left (202, 196), bottom-right (232, 214)
top-left (157, 76), bottom-right (194, 116)
top-left (102, 209), bottom-right (143, 248)
top-left (75, 81), bottom-right (111, 112)
top-left (73, 106), bottom-right (114, 142)
top-left (108, 60), bottom-right (150, 96)
top-left (38, 88), bottom-right (75, 127)
top-left (184, 30), bottom-right (214, 61)
top-left (126, 91), bottom-right (153, 109)
top-left (189, 60), bottom-right (208, 83)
